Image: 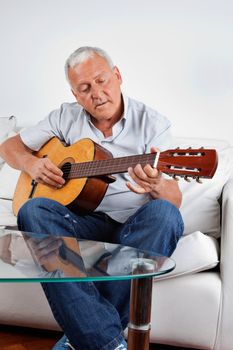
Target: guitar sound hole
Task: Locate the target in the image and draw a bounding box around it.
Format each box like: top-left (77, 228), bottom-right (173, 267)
top-left (61, 162), bottom-right (72, 181)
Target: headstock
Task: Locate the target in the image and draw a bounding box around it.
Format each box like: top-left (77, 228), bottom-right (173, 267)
top-left (158, 148), bottom-right (218, 182)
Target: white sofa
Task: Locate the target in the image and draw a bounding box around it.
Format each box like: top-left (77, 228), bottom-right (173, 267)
top-left (0, 116), bottom-right (233, 350)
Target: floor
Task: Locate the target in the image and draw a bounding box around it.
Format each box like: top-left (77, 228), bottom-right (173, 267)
top-left (0, 325), bottom-right (197, 350)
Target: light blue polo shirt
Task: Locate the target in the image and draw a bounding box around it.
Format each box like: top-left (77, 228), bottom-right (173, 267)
top-left (20, 94), bottom-right (172, 222)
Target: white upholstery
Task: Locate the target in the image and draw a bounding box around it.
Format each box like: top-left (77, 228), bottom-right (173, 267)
top-left (0, 132), bottom-right (233, 350)
top-left (0, 199), bottom-right (17, 226)
top-left (0, 116), bottom-right (17, 167)
top-left (0, 162), bottom-right (20, 200)
top-left (214, 179), bottom-right (233, 350)
top-left (151, 273), bottom-right (222, 349)
top-left (158, 231), bottom-right (219, 280)
top-left (0, 282), bottom-right (59, 330)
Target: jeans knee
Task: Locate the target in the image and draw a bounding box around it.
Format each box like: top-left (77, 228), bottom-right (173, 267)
top-left (19, 197), bottom-right (45, 217)
top-left (146, 198), bottom-right (173, 216)
top-left (148, 199), bottom-right (184, 238)
top-left (18, 198), bottom-right (39, 220)
top-left (17, 198), bottom-right (57, 230)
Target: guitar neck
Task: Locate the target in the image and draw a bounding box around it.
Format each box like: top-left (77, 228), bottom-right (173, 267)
top-left (68, 153), bottom-right (156, 179)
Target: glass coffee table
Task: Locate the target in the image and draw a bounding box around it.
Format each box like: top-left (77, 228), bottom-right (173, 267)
top-left (0, 228), bottom-right (175, 350)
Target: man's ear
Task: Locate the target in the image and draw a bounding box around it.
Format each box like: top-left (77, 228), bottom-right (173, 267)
top-left (113, 66), bottom-right (123, 84)
top-left (71, 89), bottom-right (79, 101)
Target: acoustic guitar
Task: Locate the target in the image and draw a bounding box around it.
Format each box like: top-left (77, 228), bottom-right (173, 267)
top-left (13, 137), bottom-right (218, 216)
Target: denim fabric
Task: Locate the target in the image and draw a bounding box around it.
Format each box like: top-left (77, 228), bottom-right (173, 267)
top-left (52, 334), bottom-right (73, 349)
top-left (17, 198), bottom-right (183, 350)
top-left (52, 334), bottom-right (127, 350)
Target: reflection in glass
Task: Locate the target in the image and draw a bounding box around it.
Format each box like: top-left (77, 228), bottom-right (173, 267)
top-left (0, 229), bottom-right (175, 282)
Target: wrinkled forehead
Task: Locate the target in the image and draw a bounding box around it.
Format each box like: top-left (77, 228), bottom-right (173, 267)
top-left (68, 54), bottom-right (114, 83)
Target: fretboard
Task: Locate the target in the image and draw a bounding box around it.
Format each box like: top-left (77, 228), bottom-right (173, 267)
top-left (67, 153), bottom-right (157, 179)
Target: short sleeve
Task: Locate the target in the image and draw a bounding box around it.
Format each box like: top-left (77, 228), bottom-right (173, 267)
top-left (20, 108), bottom-right (63, 151)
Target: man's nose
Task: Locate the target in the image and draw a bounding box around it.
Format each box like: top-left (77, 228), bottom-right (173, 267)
top-left (91, 84), bottom-right (103, 99)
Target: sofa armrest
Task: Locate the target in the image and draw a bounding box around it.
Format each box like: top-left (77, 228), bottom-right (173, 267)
top-left (215, 178), bottom-right (233, 350)
top-left (220, 178), bottom-right (233, 278)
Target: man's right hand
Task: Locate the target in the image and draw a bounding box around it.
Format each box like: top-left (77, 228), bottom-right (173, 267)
top-left (26, 157), bottom-right (65, 188)
top-left (26, 236), bottom-right (63, 265)
top-left (0, 134), bottom-right (65, 188)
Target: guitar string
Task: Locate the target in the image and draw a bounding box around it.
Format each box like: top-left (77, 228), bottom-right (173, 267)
top-left (59, 155), bottom-right (153, 170)
top-left (61, 161), bottom-right (154, 174)
top-left (65, 162), bottom-right (156, 178)
top-left (68, 161), bottom-right (156, 178)
top-left (60, 158), bottom-right (203, 178)
top-left (58, 152), bottom-right (207, 178)
top-left (60, 153), bottom-right (155, 169)
top-left (60, 156), bottom-right (203, 172)
top-left (60, 169), bottom-right (202, 180)
top-left (61, 154), bottom-right (156, 178)
top-left (59, 151), bottom-right (207, 174)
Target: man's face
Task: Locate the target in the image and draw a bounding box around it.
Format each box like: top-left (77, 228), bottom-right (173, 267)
top-left (68, 54), bottom-right (123, 122)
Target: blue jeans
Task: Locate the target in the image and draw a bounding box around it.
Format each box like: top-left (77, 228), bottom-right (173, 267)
top-left (17, 198), bottom-right (184, 350)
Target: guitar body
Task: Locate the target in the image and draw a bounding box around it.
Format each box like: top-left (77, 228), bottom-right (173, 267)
top-left (13, 138), bottom-right (113, 216)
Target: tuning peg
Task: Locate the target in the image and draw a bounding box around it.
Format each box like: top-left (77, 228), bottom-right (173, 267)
top-left (173, 174), bottom-right (180, 181)
top-left (184, 175), bottom-right (191, 182)
top-left (196, 177), bottom-right (203, 184)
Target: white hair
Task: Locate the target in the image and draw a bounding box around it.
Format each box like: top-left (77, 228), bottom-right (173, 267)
top-left (64, 46), bottom-right (114, 81)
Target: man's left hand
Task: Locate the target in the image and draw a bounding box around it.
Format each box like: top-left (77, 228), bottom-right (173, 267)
top-left (127, 147), bottom-right (162, 195)
top-left (126, 147), bottom-right (182, 208)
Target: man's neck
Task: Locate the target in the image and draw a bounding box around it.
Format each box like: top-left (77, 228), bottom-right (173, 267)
top-left (90, 118), bottom-right (115, 138)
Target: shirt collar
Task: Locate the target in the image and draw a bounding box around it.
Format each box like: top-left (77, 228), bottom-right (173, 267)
top-left (121, 93), bottom-right (128, 121)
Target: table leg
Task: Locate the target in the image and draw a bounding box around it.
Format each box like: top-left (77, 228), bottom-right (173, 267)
top-left (127, 275), bottom-right (153, 350)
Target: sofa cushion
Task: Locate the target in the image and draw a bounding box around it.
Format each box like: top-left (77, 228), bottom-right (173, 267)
top-left (0, 116), bottom-right (17, 167)
top-left (0, 160), bottom-right (19, 226)
top-left (156, 231), bottom-right (219, 281)
top-left (173, 137), bottom-right (233, 238)
top-left (0, 199), bottom-right (17, 227)
top-left (0, 162), bottom-right (20, 200)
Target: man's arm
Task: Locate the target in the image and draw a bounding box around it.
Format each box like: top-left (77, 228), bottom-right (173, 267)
top-left (0, 134), bottom-right (65, 188)
top-left (126, 147), bottom-right (182, 208)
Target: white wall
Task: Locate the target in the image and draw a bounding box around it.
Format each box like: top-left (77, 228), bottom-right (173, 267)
top-left (0, 0), bottom-right (232, 144)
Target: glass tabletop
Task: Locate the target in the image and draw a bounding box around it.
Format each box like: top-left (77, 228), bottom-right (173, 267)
top-left (0, 228), bottom-right (175, 282)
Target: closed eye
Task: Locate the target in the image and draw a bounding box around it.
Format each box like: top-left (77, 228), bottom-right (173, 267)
top-left (97, 78), bottom-right (106, 84)
top-left (79, 85), bottom-right (90, 94)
